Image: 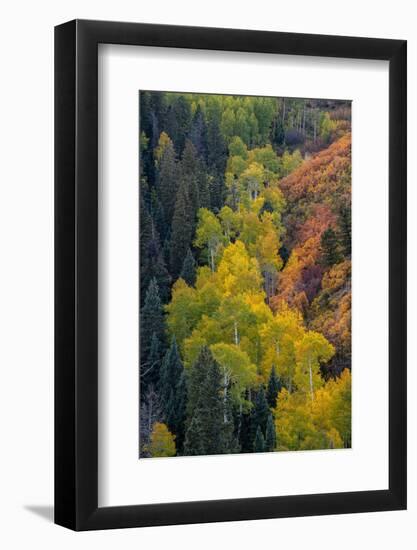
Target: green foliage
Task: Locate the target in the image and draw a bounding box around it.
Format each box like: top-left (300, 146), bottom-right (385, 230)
top-left (180, 248), bottom-right (197, 286)
top-left (156, 134), bottom-right (178, 225)
top-left (254, 426), bottom-right (265, 452)
top-left (140, 278), bottom-right (166, 366)
top-left (338, 205), bottom-right (352, 256)
top-left (184, 346), bottom-right (235, 455)
top-left (169, 178), bottom-right (194, 277)
top-left (252, 387), bottom-right (270, 436)
top-left (265, 413), bottom-right (276, 451)
top-left (266, 365), bottom-right (281, 407)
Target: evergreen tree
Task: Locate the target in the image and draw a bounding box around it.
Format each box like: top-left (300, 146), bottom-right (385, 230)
top-left (180, 248), bottom-right (197, 286)
top-left (183, 415), bottom-right (205, 456)
top-left (159, 338), bottom-right (183, 409)
top-left (184, 346), bottom-right (225, 455)
top-left (175, 370), bottom-right (188, 453)
top-left (239, 409), bottom-right (254, 453)
top-left (140, 278), bottom-right (165, 365)
top-left (156, 139), bottom-right (178, 226)
top-left (165, 96), bottom-right (192, 154)
top-left (338, 204), bottom-right (351, 256)
top-left (169, 178), bottom-right (194, 277)
top-left (150, 188), bottom-right (167, 241)
top-left (253, 387), bottom-right (270, 435)
top-left (209, 174), bottom-right (226, 213)
top-left (254, 426), bottom-right (265, 452)
top-left (189, 104), bottom-right (208, 160)
top-left (320, 227), bottom-right (342, 267)
top-left (206, 116), bottom-right (227, 211)
top-left (164, 388), bottom-right (177, 435)
top-left (158, 338), bottom-right (187, 447)
top-left (140, 332), bottom-right (161, 397)
top-left (266, 365), bottom-right (282, 407)
top-left (265, 413), bottom-right (276, 452)
top-left (140, 191), bottom-right (152, 250)
top-left (141, 226), bottom-right (171, 305)
top-left (162, 237), bottom-right (171, 268)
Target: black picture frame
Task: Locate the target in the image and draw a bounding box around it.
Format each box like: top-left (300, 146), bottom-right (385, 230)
top-left (55, 19), bottom-right (407, 531)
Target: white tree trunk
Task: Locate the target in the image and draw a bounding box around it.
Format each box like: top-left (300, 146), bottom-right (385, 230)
top-left (210, 247), bottom-right (215, 272)
top-left (223, 370), bottom-right (230, 423)
top-left (233, 321), bottom-right (239, 345)
top-left (308, 356), bottom-right (314, 402)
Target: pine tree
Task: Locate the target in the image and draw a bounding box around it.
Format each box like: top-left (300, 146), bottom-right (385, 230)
top-left (140, 278), bottom-right (166, 366)
top-left (150, 188), bottom-right (167, 241)
top-left (156, 139), bottom-right (178, 225)
top-left (158, 337), bottom-right (187, 449)
top-left (320, 227), bottom-right (342, 267)
top-left (140, 332), bottom-right (161, 397)
top-left (206, 116), bottom-right (227, 177)
top-left (175, 370), bottom-right (188, 453)
top-left (189, 104), bottom-right (208, 160)
top-left (265, 413), bottom-right (276, 452)
top-left (253, 387), bottom-right (270, 435)
top-left (254, 426), bottom-right (265, 452)
top-left (266, 365), bottom-right (282, 407)
top-left (141, 231), bottom-right (171, 305)
top-left (180, 248), bottom-right (197, 286)
top-left (159, 338), bottom-right (183, 410)
top-left (239, 409), bottom-right (254, 453)
top-left (169, 178), bottom-right (194, 277)
top-left (338, 204), bottom-right (351, 256)
top-left (206, 115), bottom-right (227, 212)
top-left (184, 346), bottom-right (225, 455)
top-left (183, 415), bottom-right (205, 456)
top-left (165, 96), bottom-right (192, 155)
top-left (209, 174), bottom-right (226, 213)
top-left (181, 140), bottom-right (201, 216)
top-left (141, 183), bottom-right (171, 304)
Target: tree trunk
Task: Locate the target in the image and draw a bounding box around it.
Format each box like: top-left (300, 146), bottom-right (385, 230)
top-left (233, 321), bottom-right (239, 345)
top-left (210, 247), bottom-right (215, 272)
top-left (308, 356), bottom-right (314, 402)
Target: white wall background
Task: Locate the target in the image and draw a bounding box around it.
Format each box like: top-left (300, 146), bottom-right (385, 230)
top-left (0, 1), bottom-right (414, 548)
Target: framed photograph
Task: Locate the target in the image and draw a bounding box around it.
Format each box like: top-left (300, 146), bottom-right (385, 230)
top-left (55, 20), bottom-right (406, 530)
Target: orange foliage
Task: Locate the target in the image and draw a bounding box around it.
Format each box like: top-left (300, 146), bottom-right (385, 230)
top-left (279, 133), bottom-right (351, 205)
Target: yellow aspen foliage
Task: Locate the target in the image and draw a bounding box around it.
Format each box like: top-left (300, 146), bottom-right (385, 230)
top-left (146, 422), bottom-right (176, 457)
top-left (154, 132), bottom-right (173, 166)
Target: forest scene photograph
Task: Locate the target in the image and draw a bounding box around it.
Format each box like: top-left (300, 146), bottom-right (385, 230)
top-left (139, 91), bottom-right (351, 459)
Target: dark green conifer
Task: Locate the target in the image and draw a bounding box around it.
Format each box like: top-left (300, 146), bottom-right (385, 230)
top-left (159, 338), bottom-right (183, 407)
top-left (183, 415), bottom-right (205, 456)
top-left (175, 370), bottom-right (188, 453)
top-left (184, 346), bottom-right (225, 455)
top-left (254, 426), bottom-right (265, 453)
top-left (265, 413), bottom-right (276, 452)
top-left (169, 178), bottom-right (193, 277)
top-left (140, 278), bottom-right (165, 365)
top-left (266, 365), bottom-right (282, 407)
top-left (189, 104), bottom-right (208, 160)
top-left (180, 248), bottom-right (197, 286)
top-left (253, 386), bottom-right (270, 435)
top-left (140, 332), bottom-right (161, 398)
top-left (156, 139), bottom-right (178, 225)
top-left (338, 204), bottom-right (351, 256)
top-left (320, 227), bottom-right (342, 267)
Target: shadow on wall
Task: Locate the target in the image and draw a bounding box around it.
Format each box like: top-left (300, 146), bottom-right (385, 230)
top-left (24, 505), bottom-right (54, 523)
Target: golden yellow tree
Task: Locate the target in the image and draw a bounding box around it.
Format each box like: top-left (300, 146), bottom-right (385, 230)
top-left (146, 422), bottom-right (176, 457)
